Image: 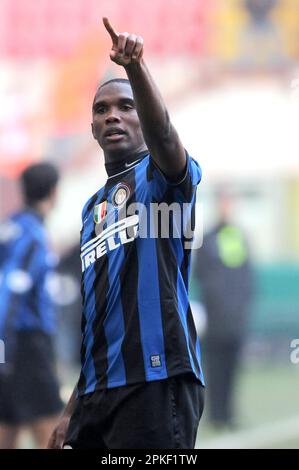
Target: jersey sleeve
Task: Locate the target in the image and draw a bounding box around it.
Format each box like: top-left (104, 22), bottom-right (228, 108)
top-left (148, 151), bottom-right (202, 203)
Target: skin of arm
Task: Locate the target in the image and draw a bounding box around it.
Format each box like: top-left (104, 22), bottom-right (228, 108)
top-left (47, 384), bottom-right (77, 449)
top-left (103, 17), bottom-right (187, 181)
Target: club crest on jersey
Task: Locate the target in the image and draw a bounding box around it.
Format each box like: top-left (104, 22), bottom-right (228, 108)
top-left (112, 183), bottom-right (130, 207)
top-left (94, 201), bottom-right (107, 224)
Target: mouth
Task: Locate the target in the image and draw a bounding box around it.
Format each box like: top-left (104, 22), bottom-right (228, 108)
top-left (104, 127), bottom-right (126, 142)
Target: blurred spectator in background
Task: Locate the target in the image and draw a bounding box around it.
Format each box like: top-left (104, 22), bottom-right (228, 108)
top-left (55, 243), bottom-right (82, 369)
top-left (193, 190), bottom-right (254, 429)
top-left (238, 0), bottom-right (287, 70)
top-left (0, 162), bottom-right (63, 448)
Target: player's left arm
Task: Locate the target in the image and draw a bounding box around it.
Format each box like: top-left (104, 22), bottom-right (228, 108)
top-left (103, 17), bottom-right (186, 182)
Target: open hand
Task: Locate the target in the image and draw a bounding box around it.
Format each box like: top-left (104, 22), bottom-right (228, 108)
top-left (103, 17), bottom-right (144, 66)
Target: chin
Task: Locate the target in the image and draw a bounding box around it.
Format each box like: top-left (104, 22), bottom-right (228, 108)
top-left (104, 142), bottom-right (133, 156)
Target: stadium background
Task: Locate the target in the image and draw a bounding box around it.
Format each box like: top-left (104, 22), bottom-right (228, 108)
top-left (0, 0), bottom-right (298, 448)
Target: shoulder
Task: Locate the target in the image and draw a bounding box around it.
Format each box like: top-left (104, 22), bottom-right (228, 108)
top-left (0, 214), bottom-right (24, 245)
top-left (144, 151), bottom-right (202, 203)
top-left (148, 151), bottom-right (201, 185)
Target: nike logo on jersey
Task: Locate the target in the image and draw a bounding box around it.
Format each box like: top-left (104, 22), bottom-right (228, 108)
top-left (81, 215), bottom-right (139, 272)
top-left (124, 159), bottom-right (141, 168)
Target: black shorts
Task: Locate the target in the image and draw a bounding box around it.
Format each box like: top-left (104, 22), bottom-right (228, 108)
top-left (64, 373), bottom-right (205, 449)
top-left (0, 331), bottom-right (63, 425)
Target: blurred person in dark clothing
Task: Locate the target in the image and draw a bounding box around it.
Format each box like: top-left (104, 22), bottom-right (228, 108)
top-left (0, 162), bottom-right (63, 448)
top-left (193, 191), bottom-right (254, 429)
top-left (55, 244), bottom-right (82, 368)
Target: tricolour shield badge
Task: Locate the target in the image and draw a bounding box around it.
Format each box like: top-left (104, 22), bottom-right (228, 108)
top-left (94, 201), bottom-right (107, 224)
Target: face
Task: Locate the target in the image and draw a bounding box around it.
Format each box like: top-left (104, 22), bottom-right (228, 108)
top-left (91, 81), bottom-right (146, 163)
top-left (217, 192), bottom-right (233, 223)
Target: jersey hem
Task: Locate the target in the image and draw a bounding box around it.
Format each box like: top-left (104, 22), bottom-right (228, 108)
top-left (78, 367), bottom-right (205, 397)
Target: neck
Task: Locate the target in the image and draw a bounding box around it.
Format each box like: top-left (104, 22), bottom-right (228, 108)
top-left (104, 147), bottom-right (148, 177)
top-left (25, 202), bottom-right (49, 220)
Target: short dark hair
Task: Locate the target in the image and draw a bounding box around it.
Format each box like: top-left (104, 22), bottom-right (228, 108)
top-left (92, 78), bottom-right (131, 111)
top-left (20, 162), bottom-right (59, 206)
top-left (99, 78), bottom-right (130, 90)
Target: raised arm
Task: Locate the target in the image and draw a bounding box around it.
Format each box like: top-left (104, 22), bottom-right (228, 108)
top-left (103, 17), bottom-right (186, 181)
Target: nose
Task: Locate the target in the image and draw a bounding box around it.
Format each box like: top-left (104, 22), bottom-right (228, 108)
top-left (105, 107), bottom-right (121, 124)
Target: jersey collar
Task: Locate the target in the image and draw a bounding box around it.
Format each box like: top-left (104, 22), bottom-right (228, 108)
top-left (105, 150), bottom-right (149, 178)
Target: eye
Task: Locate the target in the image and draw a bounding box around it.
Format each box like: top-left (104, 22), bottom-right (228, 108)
top-left (97, 106), bottom-right (106, 114)
top-left (94, 105), bottom-right (106, 114)
top-left (121, 104), bottom-right (133, 111)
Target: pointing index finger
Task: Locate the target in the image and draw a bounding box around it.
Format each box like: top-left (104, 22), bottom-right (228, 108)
top-left (103, 17), bottom-right (118, 44)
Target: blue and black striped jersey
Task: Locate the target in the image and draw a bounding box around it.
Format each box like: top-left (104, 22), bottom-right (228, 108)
top-left (78, 153), bottom-right (205, 395)
top-left (0, 210), bottom-right (57, 345)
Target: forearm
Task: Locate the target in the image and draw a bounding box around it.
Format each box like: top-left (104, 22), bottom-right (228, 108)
top-left (125, 59), bottom-right (172, 142)
top-left (47, 382), bottom-right (77, 448)
top-left (125, 59), bottom-right (186, 178)
top-left (62, 383), bottom-right (78, 418)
